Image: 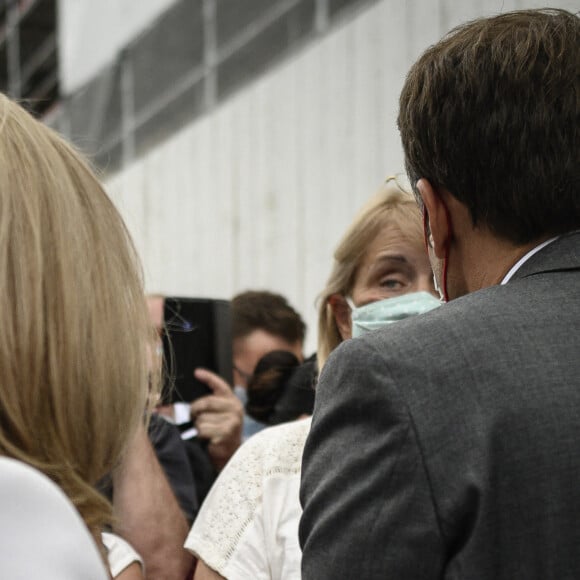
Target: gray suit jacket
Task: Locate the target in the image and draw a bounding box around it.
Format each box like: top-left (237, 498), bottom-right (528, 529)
top-left (300, 232), bottom-right (580, 579)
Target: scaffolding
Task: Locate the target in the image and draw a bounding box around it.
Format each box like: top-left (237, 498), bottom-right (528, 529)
top-left (0, 0), bottom-right (58, 117)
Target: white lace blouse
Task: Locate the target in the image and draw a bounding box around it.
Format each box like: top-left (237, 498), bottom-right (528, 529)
top-left (185, 418), bottom-right (311, 580)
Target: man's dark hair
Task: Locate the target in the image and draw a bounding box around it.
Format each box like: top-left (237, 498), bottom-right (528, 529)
top-left (246, 350), bottom-right (316, 424)
top-left (246, 350), bottom-right (301, 423)
top-left (232, 290), bottom-right (306, 344)
top-left (398, 9), bottom-right (579, 245)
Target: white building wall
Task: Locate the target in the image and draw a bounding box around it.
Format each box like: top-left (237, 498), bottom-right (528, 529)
top-left (105, 0), bottom-right (577, 353)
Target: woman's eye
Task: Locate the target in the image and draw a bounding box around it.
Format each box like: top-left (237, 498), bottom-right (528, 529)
top-left (379, 277), bottom-right (405, 289)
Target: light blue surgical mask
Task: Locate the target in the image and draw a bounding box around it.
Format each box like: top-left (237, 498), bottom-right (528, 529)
top-left (233, 385), bottom-right (247, 404)
top-left (347, 292), bottom-right (441, 338)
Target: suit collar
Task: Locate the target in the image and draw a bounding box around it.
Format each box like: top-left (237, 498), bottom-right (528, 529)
top-left (510, 231), bottom-right (580, 281)
top-left (501, 236), bottom-right (559, 284)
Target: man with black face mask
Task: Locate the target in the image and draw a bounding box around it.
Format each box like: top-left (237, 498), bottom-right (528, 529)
top-left (299, 8), bottom-right (580, 580)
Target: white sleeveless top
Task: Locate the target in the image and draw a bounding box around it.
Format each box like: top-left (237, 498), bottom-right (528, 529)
top-left (102, 532), bottom-right (144, 577)
top-left (185, 418), bottom-right (311, 580)
top-left (0, 457), bottom-right (109, 579)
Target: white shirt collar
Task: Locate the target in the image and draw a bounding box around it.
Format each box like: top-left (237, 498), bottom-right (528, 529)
top-left (501, 236), bottom-right (559, 284)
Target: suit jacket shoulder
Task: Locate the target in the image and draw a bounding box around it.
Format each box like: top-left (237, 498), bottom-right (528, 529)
top-left (301, 233), bottom-right (580, 580)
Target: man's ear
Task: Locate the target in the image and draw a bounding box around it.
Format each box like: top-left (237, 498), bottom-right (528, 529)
top-left (417, 178), bottom-right (450, 260)
top-left (327, 294), bottom-right (352, 340)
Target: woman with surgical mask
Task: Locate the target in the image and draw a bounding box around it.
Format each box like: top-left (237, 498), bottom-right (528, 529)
top-left (319, 176), bottom-right (439, 367)
top-left (186, 177), bottom-right (438, 580)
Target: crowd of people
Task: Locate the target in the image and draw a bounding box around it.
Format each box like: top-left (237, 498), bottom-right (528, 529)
top-left (0, 7), bottom-right (578, 580)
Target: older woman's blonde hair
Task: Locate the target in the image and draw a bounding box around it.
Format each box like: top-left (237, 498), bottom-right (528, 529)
top-left (317, 177), bottom-right (423, 369)
top-left (0, 94), bottom-right (154, 541)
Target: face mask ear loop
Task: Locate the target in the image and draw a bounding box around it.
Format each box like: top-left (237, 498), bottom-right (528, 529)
top-left (442, 243), bottom-right (450, 302)
top-left (423, 206), bottom-right (449, 301)
top-left (441, 203), bottom-right (452, 303)
top-left (422, 209), bottom-right (431, 254)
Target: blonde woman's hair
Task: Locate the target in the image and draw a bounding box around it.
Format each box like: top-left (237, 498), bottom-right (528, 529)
top-left (317, 177), bottom-right (423, 369)
top-left (0, 95), bottom-right (154, 542)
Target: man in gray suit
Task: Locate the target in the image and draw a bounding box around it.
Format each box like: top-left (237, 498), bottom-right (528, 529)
top-left (300, 9), bottom-right (580, 579)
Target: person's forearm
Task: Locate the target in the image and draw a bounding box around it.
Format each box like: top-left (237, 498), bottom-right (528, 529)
top-left (113, 425), bottom-right (193, 580)
top-left (194, 560), bottom-right (225, 580)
